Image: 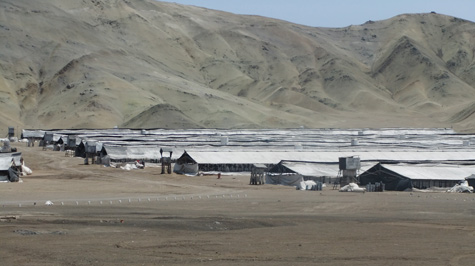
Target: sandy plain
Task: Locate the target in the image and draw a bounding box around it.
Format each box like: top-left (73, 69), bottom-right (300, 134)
top-left (1, 144), bottom-right (475, 265)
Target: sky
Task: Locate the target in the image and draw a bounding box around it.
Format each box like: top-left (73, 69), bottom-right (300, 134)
top-left (159, 0), bottom-right (475, 28)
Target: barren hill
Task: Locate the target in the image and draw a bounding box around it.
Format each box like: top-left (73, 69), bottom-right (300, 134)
top-left (1, 0), bottom-right (475, 133)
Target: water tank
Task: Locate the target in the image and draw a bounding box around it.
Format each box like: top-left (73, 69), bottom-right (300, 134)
top-left (339, 157), bottom-right (361, 170)
top-left (141, 129), bottom-right (147, 135)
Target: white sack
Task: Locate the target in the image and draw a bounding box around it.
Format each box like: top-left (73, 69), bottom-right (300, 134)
top-left (447, 181), bottom-right (473, 193)
top-left (339, 182), bottom-right (366, 192)
top-left (120, 163), bottom-right (137, 171)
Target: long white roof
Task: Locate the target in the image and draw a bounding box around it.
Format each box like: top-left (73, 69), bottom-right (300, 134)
top-left (273, 161), bottom-right (475, 181)
top-left (21, 128), bottom-right (475, 152)
top-left (104, 145), bottom-right (162, 160)
top-left (185, 151), bottom-right (475, 164)
top-left (277, 161), bottom-right (376, 177)
top-left (382, 164), bottom-right (475, 181)
top-left (21, 129), bottom-right (45, 138)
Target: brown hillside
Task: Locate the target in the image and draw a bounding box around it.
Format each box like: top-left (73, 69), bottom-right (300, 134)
top-left (1, 0), bottom-right (475, 133)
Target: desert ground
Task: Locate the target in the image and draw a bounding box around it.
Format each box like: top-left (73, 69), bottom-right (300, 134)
top-left (1, 144), bottom-right (475, 265)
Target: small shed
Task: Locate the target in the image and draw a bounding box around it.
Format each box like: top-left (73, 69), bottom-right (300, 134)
top-left (358, 163), bottom-right (411, 191)
top-left (84, 141), bottom-right (103, 164)
top-left (85, 141), bottom-right (97, 154)
top-left (100, 145), bottom-right (161, 163)
top-left (173, 151), bottom-right (199, 175)
top-left (465, 174), bottom-right (475, 188)
top-left (66, 135), bottom-right (79, 150)
top-left (266, 160), bottom-right (340, 186)
top-left (175, 151), bottom-right (277, 172)
top-left (43, 133), bottom-right (54, 145)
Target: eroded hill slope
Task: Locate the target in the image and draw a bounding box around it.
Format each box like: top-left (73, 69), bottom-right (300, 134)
top-left (1, 0), bottom-right (475, 132)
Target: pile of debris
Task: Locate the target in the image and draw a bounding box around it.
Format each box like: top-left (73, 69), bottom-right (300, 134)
top-left (339, 183), bottom-right (366, 193)
top-left (447, 181), bottom-right (473, 193)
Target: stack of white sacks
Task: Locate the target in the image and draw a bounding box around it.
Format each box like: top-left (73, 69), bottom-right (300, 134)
top-left (339, 183), bottom-right (366, 192)
top-left (447, 181), bottom-right (473, 193)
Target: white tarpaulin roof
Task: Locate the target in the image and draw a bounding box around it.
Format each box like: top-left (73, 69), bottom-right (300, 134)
top-left (11, 152), bottom-right (22, 166)
top-left (21, 127), bottom-right (474, 152)
top-left (0, 152), bottom-right (20, 170)
top-left (104, 145), bottom-right (162, 160)
top-left (53, 134), bottom-right (66, 142)
top-left (382, 164), bottom-right (475, 181)
top-left (279, 161), bottom-right (376, 177)
top-left (85, 141), bottom-right (103, 152)
top-left (0, 156), bottom-right (13, 170)
top-left (21, 129), bottom-right (45, 138)
top-left (184, 151), bottom-right (475, 165)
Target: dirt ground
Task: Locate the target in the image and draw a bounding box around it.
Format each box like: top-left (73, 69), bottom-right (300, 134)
top-left (1, 144), bottom-right (475, 265)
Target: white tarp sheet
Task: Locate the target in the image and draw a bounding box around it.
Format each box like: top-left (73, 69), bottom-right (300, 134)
top-left (382, 164), bottom-right (475, 181)
top-left (277, 161), bottom-right (376, 177)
